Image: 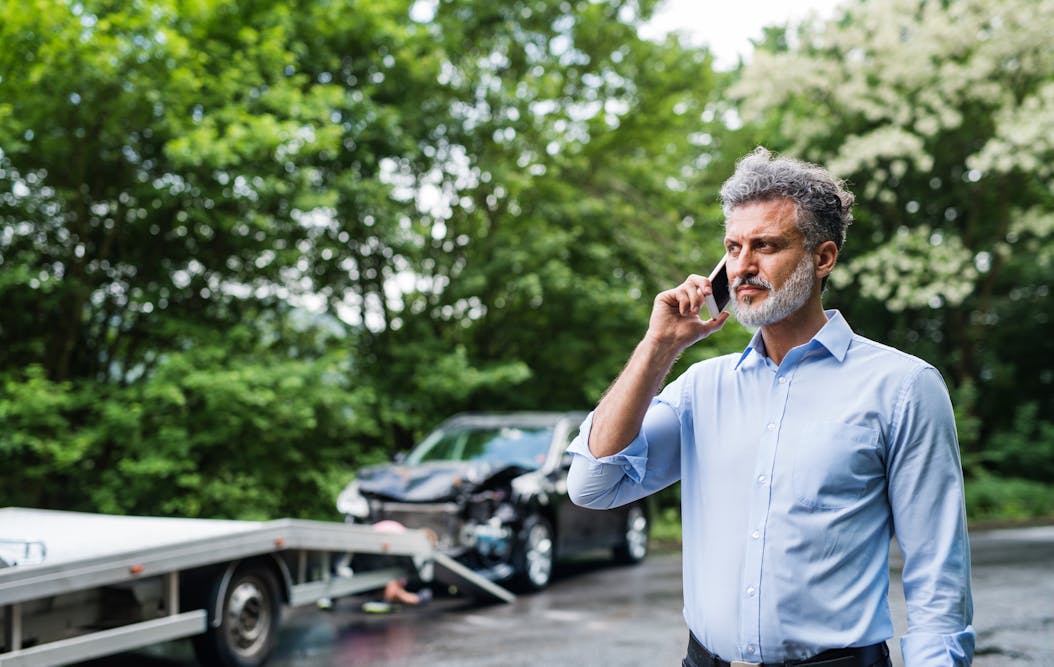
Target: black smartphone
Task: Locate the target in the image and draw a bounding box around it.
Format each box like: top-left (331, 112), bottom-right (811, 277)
top-left (704, 254), bottom-right (730, 319)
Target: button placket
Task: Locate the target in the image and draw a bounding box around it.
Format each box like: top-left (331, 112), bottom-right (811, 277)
top-left (739, 360), bottom-right (799, 661)
top-left (739, 368), bottom-right (784, 660)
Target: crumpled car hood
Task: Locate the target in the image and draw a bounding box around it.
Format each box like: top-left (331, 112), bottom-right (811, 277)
top-left (357, 461), bottom-right (522, 502)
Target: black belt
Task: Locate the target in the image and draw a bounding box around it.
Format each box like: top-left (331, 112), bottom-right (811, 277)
top-left (686, 633), bottom-right (890, 667)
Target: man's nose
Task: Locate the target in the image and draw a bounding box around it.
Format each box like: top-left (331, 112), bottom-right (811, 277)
top-left (729, 249), bottom-right (758, 281)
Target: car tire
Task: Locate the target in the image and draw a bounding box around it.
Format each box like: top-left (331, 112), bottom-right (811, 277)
top-left (612, 503), bottom-right (649, 565)
top-left (514, 515), bottom-right (555, 591)
top-left (192, 563), bottom-right (282, 667)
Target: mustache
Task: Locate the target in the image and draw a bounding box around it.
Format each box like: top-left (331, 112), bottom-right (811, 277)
top-left (731, 274), bottom-right (772, 290)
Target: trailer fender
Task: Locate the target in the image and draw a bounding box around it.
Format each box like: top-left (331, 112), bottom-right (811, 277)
top-left (208, 554), bottom-right (290, 628)
top-left (193, 561), bottom-right (283, 667)
top-left (271, 552), bottom-right (294, 604)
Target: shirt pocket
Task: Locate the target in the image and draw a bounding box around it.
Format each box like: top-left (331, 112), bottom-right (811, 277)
top-left (789, 420), bottom-right (882, 510)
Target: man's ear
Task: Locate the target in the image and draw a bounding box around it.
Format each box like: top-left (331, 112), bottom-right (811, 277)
top-left (814, 240), bottom-right (838, 279)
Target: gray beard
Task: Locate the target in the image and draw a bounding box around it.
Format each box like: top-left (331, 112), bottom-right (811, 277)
top-left (730, 253), bottom-right (816, 328)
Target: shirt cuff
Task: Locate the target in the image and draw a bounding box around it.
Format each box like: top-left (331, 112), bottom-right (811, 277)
top-left (565, 411), bottom-right (649, 484)
top-left (900, 626), bottom-right (975, 666)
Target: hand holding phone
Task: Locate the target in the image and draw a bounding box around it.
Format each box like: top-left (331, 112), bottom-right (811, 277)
top-left (704, 255), bottom-right (730, 320)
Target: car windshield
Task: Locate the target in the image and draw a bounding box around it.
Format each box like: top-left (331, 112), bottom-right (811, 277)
top-left (406, 425), bottom-right (553, 470)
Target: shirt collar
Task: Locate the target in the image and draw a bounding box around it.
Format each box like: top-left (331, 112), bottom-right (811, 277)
top-left (816, 309), bottom-right (853, 361)
top-left (734, 309), bottom-right (853, 369)
top-left (734, 330), bottom-right (767, 370)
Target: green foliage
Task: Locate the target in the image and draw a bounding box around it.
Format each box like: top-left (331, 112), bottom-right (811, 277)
top-left (950, 379), bottom-right (982, 454)
top-left (1, 0), bottom-right (1050, 522)
top-left (965, 471), bottom-right (1054, 522)
top-left (728, 0), bottom-right (1054, 484)
top-left (0, 335), bottom-right (384, 519)
top-left (0, 0), bottom-right (729, 517)
top-left (649, 505), bottom-right (684, 550)
top-left (366, 0), bottom-right (731, 423)
top-left (965, 403), bottom-right (1054, 482)
top-left (0, 366), bottom-right (87, 509)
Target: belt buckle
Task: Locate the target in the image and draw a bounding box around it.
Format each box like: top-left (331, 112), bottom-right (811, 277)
top-left (730, 662), bottom-right (761, 667)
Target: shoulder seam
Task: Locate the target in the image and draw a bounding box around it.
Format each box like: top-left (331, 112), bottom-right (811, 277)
top-left (850, 333), bottom-right (932, 367)
top-left (888, 364), bottom-right (939, 447)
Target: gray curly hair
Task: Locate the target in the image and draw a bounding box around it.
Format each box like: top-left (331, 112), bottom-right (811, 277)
top-left (719, 147), bottom-right (854, 251)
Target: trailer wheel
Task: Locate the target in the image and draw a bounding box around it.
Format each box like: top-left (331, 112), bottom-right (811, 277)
top-left (193, 564), bottom-right (282, 667)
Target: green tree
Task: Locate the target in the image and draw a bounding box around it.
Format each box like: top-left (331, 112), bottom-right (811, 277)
top-left (728, 0), bottom-right (1054, 486)
top-left (365, 0), bottom-right (746, 436)
top-left (0, 0), bottom-right (737, 516)
top-left (1, 0), bottom-right (442, 515)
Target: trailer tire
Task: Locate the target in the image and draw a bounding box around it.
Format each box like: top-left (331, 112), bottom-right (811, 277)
top-left (193, 563), bottom-right (282, 667)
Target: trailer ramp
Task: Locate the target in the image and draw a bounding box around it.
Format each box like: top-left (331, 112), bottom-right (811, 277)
top-left (432, 552), bottom-right (516, 603)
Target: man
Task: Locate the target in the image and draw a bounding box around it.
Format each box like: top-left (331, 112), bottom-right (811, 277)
top-left (566, 148), bottom-right (974, 666)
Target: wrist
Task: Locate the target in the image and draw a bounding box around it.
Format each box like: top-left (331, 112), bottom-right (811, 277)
top-left (640, 331), bottom-right (685, 366)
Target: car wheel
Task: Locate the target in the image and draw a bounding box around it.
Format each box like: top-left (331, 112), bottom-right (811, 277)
top-left (193, 564), bottom-right (282, 667)
top-left (515, 515), bottom-right (555, 591)
top-left (613, 503), bottom-right (649, 565)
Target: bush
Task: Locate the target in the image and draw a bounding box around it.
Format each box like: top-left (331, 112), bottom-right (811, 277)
top-left (0, 348), bottom-right (387, 520)
top-left (965, 471), bottom-right (1054, 522)
top-left (979, 404), bottom-right (1054, 482)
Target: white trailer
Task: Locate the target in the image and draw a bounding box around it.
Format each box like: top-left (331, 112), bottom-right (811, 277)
top-left (0, 508), bottom-right (513, 667)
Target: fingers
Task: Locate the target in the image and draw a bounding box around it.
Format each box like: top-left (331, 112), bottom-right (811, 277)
top-left (703, 310), bottom-right (731, 330)
top-left (697, 310), bottom-right (731, 342)
top-left (652, 274), bottom-right (727, 333)
top-left (649, 280), bottom-right (730, 352)
top-left (672, 274), bottom-right (713, 317)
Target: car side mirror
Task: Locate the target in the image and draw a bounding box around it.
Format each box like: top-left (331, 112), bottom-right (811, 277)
top-left (394, 451), bottom-right (407, 464)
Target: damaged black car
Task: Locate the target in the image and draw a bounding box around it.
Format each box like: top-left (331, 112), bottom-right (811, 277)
top-left (336, 412), bottom-right (649, 591)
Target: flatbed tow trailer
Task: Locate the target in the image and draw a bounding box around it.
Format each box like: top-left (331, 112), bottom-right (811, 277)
top-left (0, 508), bottom-right (513, 667)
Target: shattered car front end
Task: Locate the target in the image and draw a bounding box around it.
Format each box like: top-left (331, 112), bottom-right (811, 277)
top-left (338, 412), bottom-right (650, 591)
top-left (339, 459), bottom-right (537, 582)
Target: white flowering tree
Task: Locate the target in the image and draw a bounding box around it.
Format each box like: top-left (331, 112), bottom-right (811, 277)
top-left (729, 0), bottom-right (1054, 496)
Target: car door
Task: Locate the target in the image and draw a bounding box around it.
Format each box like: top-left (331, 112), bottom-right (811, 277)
top-left (551, 421), bottom-right (617, 554)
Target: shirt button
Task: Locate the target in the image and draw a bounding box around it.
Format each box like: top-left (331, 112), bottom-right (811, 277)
top-left (751, 530), bottom-right (761, 540)
top-left (747, 644), bottom-right (757, 654)
top-left (757, 474), bottom-right (767, 484)
top-left (746, 585), bottom-right (756, 597)
top-left (778, 376), bottom-right (787, 384)
top-left (766, 422), bottom-right (776, 431)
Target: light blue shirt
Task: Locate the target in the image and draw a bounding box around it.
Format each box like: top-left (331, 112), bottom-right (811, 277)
top-left (567, 311), bottom-right (973, 665)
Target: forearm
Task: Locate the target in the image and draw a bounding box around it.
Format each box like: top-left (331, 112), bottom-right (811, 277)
top-left (589, 272), bottom-right (728, 458)
top-left (889, 368), bottom-right (975, 665)
top-left (568, 400), bottom-right (682, 509)
top-left (588, 333), bottom-right (682, 458)
top-left (896, 489), bottom-right (973, 666)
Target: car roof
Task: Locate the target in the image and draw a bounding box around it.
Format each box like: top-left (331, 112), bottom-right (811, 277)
top-left (438, 411), bottom-right (588, 430)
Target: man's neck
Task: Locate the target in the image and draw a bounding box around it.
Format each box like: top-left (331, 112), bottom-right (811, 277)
top-left (759, 299), bottom-right (829, 366)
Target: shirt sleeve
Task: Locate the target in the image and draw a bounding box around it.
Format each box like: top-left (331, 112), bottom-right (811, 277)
top-left (886, 367), bottom-right (975, 666)
top-left (566, 399), bottom-right (682, 509)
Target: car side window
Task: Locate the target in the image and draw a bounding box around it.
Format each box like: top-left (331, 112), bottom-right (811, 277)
top-left (561, 427), bottom-right (580, 468)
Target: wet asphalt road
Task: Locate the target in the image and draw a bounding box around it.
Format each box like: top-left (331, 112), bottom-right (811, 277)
top-left (83, 525), bottom-right (1054, 667)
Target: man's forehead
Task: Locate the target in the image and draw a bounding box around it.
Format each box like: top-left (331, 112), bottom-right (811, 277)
top-left (724, 199), bottom-right (801, 238)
